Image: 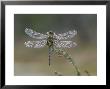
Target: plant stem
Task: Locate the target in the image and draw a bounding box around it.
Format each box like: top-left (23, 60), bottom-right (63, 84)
top-left (84, 70), bottom-right (90, 76)
top-left (53, 47), bottom-right (81, 76)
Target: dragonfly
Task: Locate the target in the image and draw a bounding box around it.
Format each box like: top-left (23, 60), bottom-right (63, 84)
top-left (24, 28), bottom-right (77, 66)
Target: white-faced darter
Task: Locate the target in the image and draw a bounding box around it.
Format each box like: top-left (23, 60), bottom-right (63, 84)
top-left (24, 28), bottom-right (77, 66)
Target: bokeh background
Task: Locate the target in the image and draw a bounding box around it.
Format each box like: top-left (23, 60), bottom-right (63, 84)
top-left (14, 14), bottom-right (97, 76)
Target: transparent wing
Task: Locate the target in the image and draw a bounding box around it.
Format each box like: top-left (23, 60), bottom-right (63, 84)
top-left (54, 30), bottom-right (77, 40)
top-left (54, 41), bottom-right (77, 48)
top-left (25, 28), bottom-right (47, 39)
top-left (24, 40), bottom-right (47, 48)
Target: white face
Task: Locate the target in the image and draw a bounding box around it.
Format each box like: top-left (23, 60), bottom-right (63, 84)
top-left (46, 32), bottom-right (49, 35)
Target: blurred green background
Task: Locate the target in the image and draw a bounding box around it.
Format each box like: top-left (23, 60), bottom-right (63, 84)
top-left (14, 14), bottom-right (97, 76)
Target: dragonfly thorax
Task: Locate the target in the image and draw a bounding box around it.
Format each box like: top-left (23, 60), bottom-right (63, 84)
top-left (46, 31), bottom-right (54, 47)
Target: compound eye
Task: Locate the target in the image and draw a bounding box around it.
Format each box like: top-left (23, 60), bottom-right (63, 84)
top-left (49, 31), bottom-right (53, 35)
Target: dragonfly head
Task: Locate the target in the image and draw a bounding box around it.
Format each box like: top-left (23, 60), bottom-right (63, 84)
top-left (46, 31), bottom-right (54, 36)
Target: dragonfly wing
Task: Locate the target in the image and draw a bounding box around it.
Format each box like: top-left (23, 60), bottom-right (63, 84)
top-left (54, 41), bottom-right (77, 48)
top-left (54, 30), bottom-right (77, 40)
top-left (24, 40), bottom-right (47, 48)
top-left (25, 28), bottom-right (47, 39)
